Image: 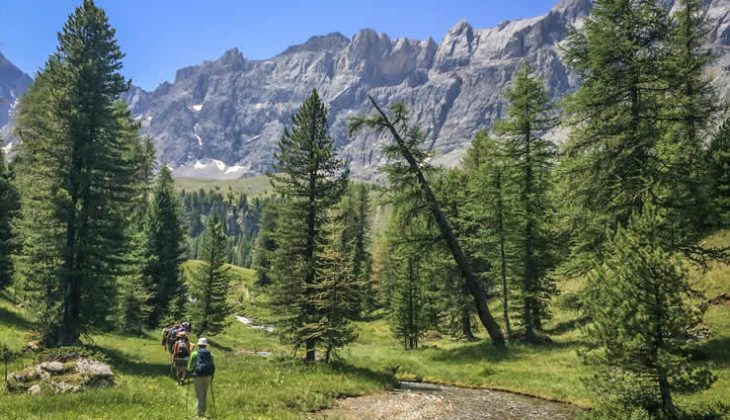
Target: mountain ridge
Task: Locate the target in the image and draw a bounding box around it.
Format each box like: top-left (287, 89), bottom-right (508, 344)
top-left (3, 0), bottom-right (729, 179)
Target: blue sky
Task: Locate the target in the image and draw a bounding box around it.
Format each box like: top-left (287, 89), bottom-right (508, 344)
top-left (1, 0), bottom-right (557, 91)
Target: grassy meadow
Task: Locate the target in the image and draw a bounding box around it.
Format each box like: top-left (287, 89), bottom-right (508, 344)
top-left (1, 233), bottom-right (728, 419)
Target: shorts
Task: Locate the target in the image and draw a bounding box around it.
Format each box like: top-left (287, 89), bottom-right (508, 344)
top-left (174, 358), bottom-right (189, 368)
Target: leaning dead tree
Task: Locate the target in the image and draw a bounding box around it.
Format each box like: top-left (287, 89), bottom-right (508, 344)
top-left (350, 96), bottom-right (505, 348)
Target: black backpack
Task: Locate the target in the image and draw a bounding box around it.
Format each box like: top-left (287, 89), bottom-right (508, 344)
top-left (193, 348), bottom-right (215, 377)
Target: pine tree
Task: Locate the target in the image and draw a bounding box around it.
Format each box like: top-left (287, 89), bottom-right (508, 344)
top-left (253, 202), bottom-right (279, 285)
top-left (463, 131), bottom-right (516, 339)
top-left (14, 0), bottom-right (141, 345)
top-left (707, 119), bottom-right (730, 229)
top-left (269, 89), bottom-right (348, 360)
top-left (582, 201), bottom-right (715, 418)
top-left (390, 255), bottom-right (427, 350)
top-left (189, 215), bottom-right (231, 337)
top-left (117, 231), bottom-right (151, 335)
top-left (143, 166), bottom-right (188, 328)
top-left (494, 64), bottom-right (557, 342)
top-left (0, 149), bottom-right (20, 290)
top-left (562, 0), bottom-right (674, 265)
top-left (309, 225), bottom-right (359, 362)
top-left (661, 0), bottom-right (722, 239)
top-left (338, 183), bottom-right (374, 316)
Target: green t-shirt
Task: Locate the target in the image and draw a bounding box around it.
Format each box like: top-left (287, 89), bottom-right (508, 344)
top-left (187, 349), bottom-right (215, 372)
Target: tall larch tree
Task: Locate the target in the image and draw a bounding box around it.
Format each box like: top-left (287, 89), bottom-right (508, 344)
top-left (189, 215), bottom-right (231, 337)
top-left (14, 0), bottom-right (141, 345)
top-left (143, 165), bottom-right (188, 328)
top-left (463, 131), bottom-right (516, 339)
top-left (662, 0), bottom-right (722, 238)
top-left (494, 64), bottom-right (557, 342)
top-left (562, 0), bottom-right (674, 266)
top-left (270, 89), bottom-right (348, 361)
top-left (0, 148), bottom-right (20, 290)
top-left (310, 225), bottom-right (359, 362)
top-left (707, 120), bottom-right (730, 228)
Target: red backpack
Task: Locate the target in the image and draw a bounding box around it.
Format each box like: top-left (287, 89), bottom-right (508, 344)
top-left (174, 339), bottom-right (190, 358)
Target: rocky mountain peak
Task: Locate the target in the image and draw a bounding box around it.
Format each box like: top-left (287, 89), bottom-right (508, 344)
top-left (281, 32), bottom-right (349, 55)
top-left (219, 48), bottom-right (246, 70)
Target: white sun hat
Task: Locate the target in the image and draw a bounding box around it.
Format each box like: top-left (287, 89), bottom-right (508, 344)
top-left (197, 337), bottom-right (209, 346)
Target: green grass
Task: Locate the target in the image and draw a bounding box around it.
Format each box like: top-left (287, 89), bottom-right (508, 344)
top-left (2, 232), bottom-right (729, 418)
top-left (0, 266), bottom-right (392, 419)
top-left (174, 175), bottom-right (273, 196)
top-left (341, 233), bottom-right (730, 411)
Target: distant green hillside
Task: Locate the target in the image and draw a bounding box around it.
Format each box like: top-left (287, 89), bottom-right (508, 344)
top-left (174, 175), bottom-right (273, 196)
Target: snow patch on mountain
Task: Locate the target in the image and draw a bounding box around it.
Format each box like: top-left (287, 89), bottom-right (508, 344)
top-left (173, 159), bottom-right (256, 180)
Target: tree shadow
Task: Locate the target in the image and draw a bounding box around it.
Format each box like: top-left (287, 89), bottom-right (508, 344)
top-left (0, 304), bottom-right (35, 331)
top-left (543, 316), bottom-right (589, 335)
top-left (93, 346), bottom-right (172, 378)
top-left (208, 341), bottom-right (235, 353)
top-left (328, 360), bottom-right (397, 388)
top-left (692, 335), bottom-right (730, 368)
top-left (428, 341), bottom-right (515, 363)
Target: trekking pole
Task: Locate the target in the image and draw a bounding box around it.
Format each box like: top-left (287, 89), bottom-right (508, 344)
top-left (186, 377), bottom-right (190, 415)
top-left (210, 376), bottom-right (216, 418)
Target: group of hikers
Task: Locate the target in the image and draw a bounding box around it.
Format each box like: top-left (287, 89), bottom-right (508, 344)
top-left (162, 321), bottom-right (216, 417)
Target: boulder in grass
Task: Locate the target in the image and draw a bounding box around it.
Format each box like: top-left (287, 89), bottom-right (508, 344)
top-left (7, 357), bottom-right (115, 395)
top-left (76, 358), bottom-right (114, 385)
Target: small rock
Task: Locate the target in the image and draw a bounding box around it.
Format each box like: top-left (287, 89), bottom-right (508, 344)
top-left (51, 381), bottom-right (79, 394)
top-left (25, 341), bottom-right (42, 352)
top-left (76, 358), bottom-right (114, 380)
top-left (27, 384), bottom-right (41, 395)
top-left (40, 361), bottom-right (65, 374)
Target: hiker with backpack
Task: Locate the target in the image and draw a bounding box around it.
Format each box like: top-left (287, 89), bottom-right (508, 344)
top-left (172, 331), bottom-right (191, 384)
top-left (161, 322), bottom-right (174, 349)
top-left (188, 338), bottom-right (216, 418)
top-left (167, 322), bottom-right (181, 354)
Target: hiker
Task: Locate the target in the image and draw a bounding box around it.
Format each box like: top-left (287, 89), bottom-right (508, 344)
top-left (172, 331), bottom-right (191, 384)
top-left (168, 322), bottom-right (181, 354)
top-left (161, 322), bottom-right (174, 349)
top-left (188, 337), bottom-right (215, 417)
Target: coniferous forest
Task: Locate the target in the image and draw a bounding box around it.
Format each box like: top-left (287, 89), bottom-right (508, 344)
top-left (1, 0), bottom-right (730, 419)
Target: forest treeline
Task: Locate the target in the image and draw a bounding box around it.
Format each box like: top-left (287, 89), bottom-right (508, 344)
top-left (1, 0), bottom-right (730, 418)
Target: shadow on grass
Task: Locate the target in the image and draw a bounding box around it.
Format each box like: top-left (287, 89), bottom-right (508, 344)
top-left (209, 341), bottom-right (235, 353)
top-left (693, 335), bottom-right (730, 367)
top-left (0, 303), bottom-right (35, 331)
top-left (94, 346), bottom-right (172, 378)
top-left (428, 341), bottom-right (516, 363)
top-left (329, 360), bottom-right (397, 388)
top-left (544, 316), bottom-right (589, 335)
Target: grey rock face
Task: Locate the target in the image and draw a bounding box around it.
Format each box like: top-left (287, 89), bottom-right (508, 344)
top-left (0, 52), bottom-right (32, 151)
top-left (0, 52), bottom-right (31, 127)
top-left (130, 0), bottom-right (727, 179)
top-left (5, 0), bottom-right (730, 178)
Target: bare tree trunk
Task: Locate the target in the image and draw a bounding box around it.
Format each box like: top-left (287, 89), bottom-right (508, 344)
top-left (367, 96), bottom-right (505, 348)
top-left (495, 170), bottom-right (512, 340)
top-left (461, 283), bottom-right (476, 340)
